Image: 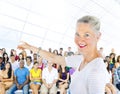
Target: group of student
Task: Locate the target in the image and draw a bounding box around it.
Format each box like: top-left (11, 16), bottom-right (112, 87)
top-left (1, 44), bottom-right (120, 94)
top-left (0, 50), bottom-right (71, 94)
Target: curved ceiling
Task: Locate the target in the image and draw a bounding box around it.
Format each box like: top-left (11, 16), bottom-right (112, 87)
top-left (0, 0), bottom-right (120, 55)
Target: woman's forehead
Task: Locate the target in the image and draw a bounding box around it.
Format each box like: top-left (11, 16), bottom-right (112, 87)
top-left (76, 23), bottom-right (94, 33)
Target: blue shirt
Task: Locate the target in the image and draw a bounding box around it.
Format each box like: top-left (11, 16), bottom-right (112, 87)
top-left (14, 67), bottom-right (29, 84)
top-left (114, 67), bottom-right (120, 85)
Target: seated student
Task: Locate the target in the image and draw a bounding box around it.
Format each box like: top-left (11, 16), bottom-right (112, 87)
top-left (56, 65), bottom-right (70, 94)
top-left (30, 62), bottom-right (42, 94)
top-left (41, 61), bottom-right (58, 94)
top-left (7, 60), bottom-right (29, 94)
top-left (104, 57), bottom-right (116, 94)
top-left (10, 54), bottom-right (19, 71)
top-left (0, 62), bottom-right (14, 94)
top-left (114, 66), bottom-right (120, 90)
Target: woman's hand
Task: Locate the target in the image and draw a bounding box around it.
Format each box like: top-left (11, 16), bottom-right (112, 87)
top-left (64, 80), bottom-right (68, 83)
top-left (105, 83), bottom-right (116, 94)
top-left (17, 41), bottom-right (30, 50)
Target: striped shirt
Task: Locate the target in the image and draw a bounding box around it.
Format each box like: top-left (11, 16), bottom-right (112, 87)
top-left (114, 67), bottom-right (120, 85)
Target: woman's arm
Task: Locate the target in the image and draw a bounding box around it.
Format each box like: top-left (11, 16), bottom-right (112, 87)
top-left (18, 42), bottom-right (66, 66)
top-left (66, 72), bottom-right (70, 82)
top-left (58, 78), bottom-right (65, 82)
top-left (2, 70), bottom-right (14, 82)
top-left (30, 71), bottom-right (34, 81)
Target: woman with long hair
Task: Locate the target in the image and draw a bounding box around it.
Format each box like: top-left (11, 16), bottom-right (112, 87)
top-left (3, 53), bottom-right (9, 64)
top-left (109, 53), bottom-right (116, 71)
top-left (57, 65), bottom-right (70, 94)
top-left (0, 62), bottom-right (14, 94)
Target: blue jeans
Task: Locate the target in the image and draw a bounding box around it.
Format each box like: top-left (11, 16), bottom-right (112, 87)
top-left (7, 84), bottom-right (29, 94)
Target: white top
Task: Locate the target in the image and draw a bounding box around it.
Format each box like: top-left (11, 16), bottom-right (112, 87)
top-left (42, 67), bottom-right (58, 84)
top-left (65, 55), bottom-right (109, 94)
top-left (10, 61), bottom-right (19, 71)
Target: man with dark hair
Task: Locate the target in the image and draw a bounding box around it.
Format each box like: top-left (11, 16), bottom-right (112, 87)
top-left (58, 48), bottom-right (63, 56)
top-left (7, 60), bottom-right (29, 94)
top-left (67, 47), bottom-right (74, 56)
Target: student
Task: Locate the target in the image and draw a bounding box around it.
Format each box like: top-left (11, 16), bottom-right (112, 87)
top-left (56, 65), bottom-right (70, 94)
top-left (0, 62), bottom-right (13, 94)
top-left (30, 62), bottom-right (42, 94)
top-left (7, 60), bottom-right (29, 94)
top-left (41, 61), bottom-right (58, 94)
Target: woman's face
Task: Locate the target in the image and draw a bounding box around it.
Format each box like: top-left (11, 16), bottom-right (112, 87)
top-left (111, 54), bottom-right (115, 58)
top-left (19, 61), bottom-right (24, 68)
top-left (4, 54), bottom-right (8, 58)
top-left (61, 65), bottom-right (65, 69)
top-left (26, 58), bottom-right (31, 62)
top-left (19, 54), bottom-right (22, 59)
top-left (13, 50), bottom-right (16, 55)
top-left (5, 63), bottom-right (10, 69)
top-left (34, 63), bottom-right (38, 69)
top-left (74, 23), bottom-right (100, 55)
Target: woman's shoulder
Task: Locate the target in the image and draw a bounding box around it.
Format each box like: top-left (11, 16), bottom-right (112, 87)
top-left (90, 57), bottom-right (106, 71)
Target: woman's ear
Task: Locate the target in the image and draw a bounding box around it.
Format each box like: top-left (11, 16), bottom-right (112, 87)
top-left (97, 32), bottom-right (101, 40)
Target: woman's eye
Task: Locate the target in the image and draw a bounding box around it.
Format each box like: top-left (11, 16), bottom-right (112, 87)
top-left (84, 33), bottom-right (90, 37)
top-left (75, 32), bottom-right (80, 37)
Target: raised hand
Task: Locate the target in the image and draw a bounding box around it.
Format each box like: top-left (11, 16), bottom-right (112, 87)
top-left (17, 41), bottom-right (30, 50)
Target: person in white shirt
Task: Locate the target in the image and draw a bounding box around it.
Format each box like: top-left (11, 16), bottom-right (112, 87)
top-left (41, 61), bottom-right (58, 94)
top-left (10, 54), bottom-right (19, 71)
top-left (18, 15), bottom-right (115, 94)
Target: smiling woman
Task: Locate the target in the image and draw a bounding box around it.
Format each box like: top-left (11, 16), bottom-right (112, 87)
top-left (17, 15), bottom-right (116, 94)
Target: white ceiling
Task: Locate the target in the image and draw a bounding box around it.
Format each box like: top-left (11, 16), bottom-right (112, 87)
top-left (0, 0), bottom-right (120, 55)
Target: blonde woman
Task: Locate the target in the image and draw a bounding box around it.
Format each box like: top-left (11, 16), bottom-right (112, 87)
top-left (0, 62), bottom-right (13, 94)
top-left (30, 62), bottom-right (42, 94)
top-left (18, 15), bottom-right (114, 94)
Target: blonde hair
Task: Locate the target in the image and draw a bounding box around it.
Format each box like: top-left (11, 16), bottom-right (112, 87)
top-left (77, 15), bottom-right (100, 32)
